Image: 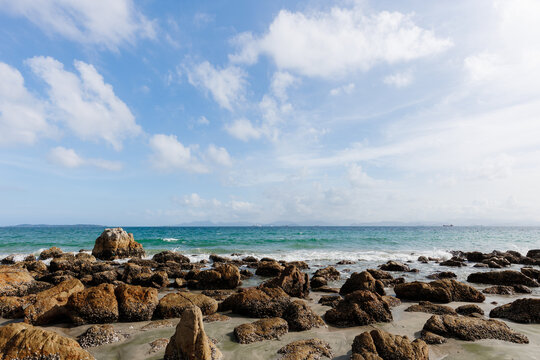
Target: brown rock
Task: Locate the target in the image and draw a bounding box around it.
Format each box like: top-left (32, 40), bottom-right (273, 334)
top-left (318, 295), bottom-right (341, 308)
top-left (277, 338), bottom-right (333, 360)
top-left (313, 266), bottom-right (340, 281)
top-left (467, 270), bottom-right (539, 287)
top-left (0, 296), bottom-right (24, 318)
top-left (380, 261), bottom-right (410, 272)
top-left (339, 271), bottom-right (385, 296)
top-left (77, 324), bottom-right (124, 348)
top-left (39, 246), bottom-right (63, 260)
top-left (310, 276), bottom-right (327, 288)
top-left (394, 279), bottom-right (485, 303)
top-left (324, 290), bottom-right (393, 327)
top-left (220, 287), bottom-right (290, 318)
top-left (490, 298), bottom-right (540, 323)
top-left (189, 264), bottom-right (241, 290)
top-left (351, 329), bottom-right (428, 360)
top-left (153, 250), bottom-right (190, 264)
top-left (0, 322), bottom-right (94, 359)
top-left (422, 314), bottom-right (528, 343)
top-left (521, 267), bottom-right (540, 281)
top-left (122, 263), bottom-right (169, 288)
top-left (526, 249), bottom-right (540, 259)
top-left (0, 265), bottom-right (37, 297)
top-left (284, 300), bottom-right (325, 331)
top-left (262, 265), bottom-right (310, 298)
top-left (67, 283), bottom-right (119, 325)
top-left (405, 301), bottom-right (457, 315)
top-left (92, 227), bottom-right (145, 260)
top-left (426, 271), bottom-right (457, 280)
top-left (456, 304), bottom-right (484, 316)
top-left (149, 338), bottom-right (170, 354)
top-left (204, 313), bottom-right (230, 322)
top-left (482, 285), bottom-right (531, 295)
top-left (255, 260), bottom-right (284, 277)
top-left (234, 317), bottom-right (288, 344)
top-left (115, 284), bottom-right (158, 321)
top-left (156, 292), bottom-right (218, 318)
top-left (420, 331), bottom-right (446, 344)
top-left (164, 306), bottom-right (222, 360)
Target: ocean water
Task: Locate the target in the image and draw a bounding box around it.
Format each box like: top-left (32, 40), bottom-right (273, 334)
top-left (1, 225), bottom-right (539, 263)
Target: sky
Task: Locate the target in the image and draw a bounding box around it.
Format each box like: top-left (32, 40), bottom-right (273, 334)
top-left (1, 0), bottom-right (540, 226)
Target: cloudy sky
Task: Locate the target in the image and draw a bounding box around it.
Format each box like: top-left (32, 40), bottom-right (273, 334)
top-left (1, 0), bottom-right (539, 226)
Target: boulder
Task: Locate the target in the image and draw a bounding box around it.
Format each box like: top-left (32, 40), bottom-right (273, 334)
top-left (0, 296), bottom-right (25, 318)
top-left (456, 304), bottom-right (484, 316)
top-left (440, 259), bottom-right (465, 267)
top-left (90, 270), bottom-right (119, 285)
top-left (313, 266), bottom-right (341, 281)
top-left (122, 263), bottom-right (169, 288)
top-left (156, 292), bottom-right (218, 318)
top-left (0, 265), bottom-right (38, 297)
top-left (467, 270), bottom-right (539, 287)
top-left (339, 271), bottom-right (385, 296)
top-left (324, 290), bottom-right (393, 327)
top-left (67, 283), bottom-right (119, 325)
top-left (287, 261), bottom-right (309, 270)
top-left (153, 250), bottom-right (190, 264)
top-left (405, 301), bottom-right (457, 315)
top-left (318, 295), bottom-right (341, 308)
top-left (234, 317), bottom-right (288, 344)
top-left (189, 264), bottom-right (241, 290)
top-left (490, 298), bottom-right (540, 323)
top-left (420, 331), bottom-right (446, 345)
top-left (204, 313), bottom-right (231, 323)
top-left (92, 228), bottom-right (145, 260)
top-left (0, 322), bottom-right (94, 359)
top-left (394, 279), bottom-right (485, 303)
top-left (24, 278), bottom-right (85, 325)
top-left (380, 261), bottom-right (410, 272)
top-left (351, 329), bottom-right (428, 360)
top-left (422, 314), bottom-right (528, 343)
top-left (255, 260), bottom-right (284, 277)
top-left (426, 271), bottom-right (456, 280)
top-left (521, 267), bottom-right (540, 281)
top-left (482, 285), bottom-right (531, 295)
top-left (310, 276), bottom-right (327, 288)
top-left (77, 324), bottom-right (124, 348)
top-left (164, 306), bottom-right (222, 360)
top-left (115, 284), bottom-right (158, 321)
top-left (277, 339), bottom-right (333, 360)
top-left (283, 300), bottom-right (325, 331)
top-left (262, 265), bottom-right (310, 298)
top-left (526, 249), bottom-right (540, 259)
top-left (39, 246), bottom-right (63, 260)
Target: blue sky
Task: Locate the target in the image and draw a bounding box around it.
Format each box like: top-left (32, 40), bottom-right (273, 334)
top-left (1, 0), bottom-right (540, 226)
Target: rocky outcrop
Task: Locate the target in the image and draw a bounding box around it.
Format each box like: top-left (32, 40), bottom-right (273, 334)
top-left (67, 283), bottom-right (119, 324)
top-left (92, 228), bottom-right (145, 260)
top-left (277, 339), bottom-right (333, 360)
top-left (164, 306), bottom-right (222, 360)
top-left (0, 322), bottom-right (94, 359)
top-left (467, 270), bottom-right (539, 287)
top-left (115, 284), bottom-right (158, 321)
top-left (351, 329), bottom-right (428, 360)
top-left (24, 278), bottom-right (85, 325)
top-left (490, 298), bottom-right (540, 323)
top-left (0, 296), bottom-right (24, 318)
top-left (39, 246), bottom-right (63, 260)
top-left (0, 265), bottom-right (38, 297)
top-left (262, 265), bottom-right (310, 298)
top-left (394, 279), bottom-right (485, 303)
top-left (339, 271), bottom-right (385, 296)
top-left (283, 300), bottom-right (325, 331)
top-left (380, 261), bottom-right (410, 272)
top-left (77, 324), bottom-right (124, 348)
top-left (122, 263), bottom-right (169, 288)
top-left (422, 314), bottom-right (528, 343)
top-left (526, 249), bottom-right (540, 259)
top-left (313, 266), bottom-right (341, 281)
top-left (188, 264), bottom-right (241, 290)
top-left (234, 317), bottom-right (288, 344)
top-left (156, 292), bottom-right (218, 318)
top-left (324, 290), bottom-right (393, 327)
top-left (153, 251), bottom-right (190, 264)
top-left (405, 301), bottom-right (457, 315)
top-left (255, 260), bottom-right (284, 277)
top-left (456, 304), bottom-right (484, 316)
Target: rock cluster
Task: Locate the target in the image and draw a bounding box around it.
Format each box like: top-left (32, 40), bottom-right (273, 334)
top-left (351, 329), bottom-right (428, 360)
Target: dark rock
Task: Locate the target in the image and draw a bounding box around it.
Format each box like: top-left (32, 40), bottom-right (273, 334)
top-left (405, 301), bottom-right (456, 315)
top-left (255, 261), bottom-right (284, 277)
top-left (283, 300), bottom-right (325, 331)
top-left (204, 313), bottom-right (230, 322)
top-left (310, 276), bottom-right (327, 288)
top-left (456, 304), bottom-right (484, 316)
top-left (420, 331), bottom-right (446, 344)
top-left (467, 270), bottom-right (539, 287)
top-left (339, 271), bottom-right (385, 296)
top-left (394, 279), bottom-right (485, 303)
top-left (92, 228), bottom-right (145, 260)
top-left (262, 265), bottom-right (310, 298)
top-left (201, 289), bottom-right (234, 301)
top-left (380, 261), bottom-right (410, 272)
top-left (234, 317), bottom-right (288, 344)
top-left (336, 260), bottom-right (355, 265)
top-left (526, 249), bottom-right (540, 259)
top-left (440, 259), bottom-right (465, 267)
top-left (0, 296), bottom-right (25, 318)
top-left (521, 267), bottom-right (540, 281)
top-left (39, 246), bottom-right (63, 260)
top-left (209, 254), bottom-right (230, 263)
top-left (156, 292), bottom-right (218, 318)
top-left (482, 285), bottom-right (531, 295)
top-left (417, 256), bottom-right (429, 263)
top-left (313, 266), bottom-right (341, 281)
top-left (426, 271), bottom-right (457, 280)
top-left (490, 298), bottom-right (540, 323)
top-left (277, 338), bottom-right (333, 360)
top-left (324, 290), bottom-right (392, 327)
top-left (351, 329), bottom-right (428, 360)
top-left (242, 256), bottom-right (258, 262)
top-left (318, 295), bottom-right (341, 308)
top-left (153, 251), bottom-right (190, 264)
top-left (189, 264), bottom-right (241, 290)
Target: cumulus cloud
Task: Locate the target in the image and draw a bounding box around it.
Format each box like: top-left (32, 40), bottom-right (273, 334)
top-left (230, 6), bottom-right (452, 77)
top-left (48, 146), bottom-right (122, 171)
top-left (177, 193), bottom-right (257, 220)
top-left (186, 61), bottom-right (246, 110)
top-left (270, 71), bottom-right (297, 102)
top-left (27, 56), bottom-right (141, 150)
top-left (0, 0), bottom-right (155, 50)
top-left (0, 62), bottom-right (54, 146)
top-left (206, 144), bottom-right (232, 167)
top-left (225, 118), bottom-right (262, 141)
top-left (383, 71), bottom-right (413, 88)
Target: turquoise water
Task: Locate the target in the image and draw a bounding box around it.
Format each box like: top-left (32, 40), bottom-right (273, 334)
top-left (0, 226), bottom-right (539, 262)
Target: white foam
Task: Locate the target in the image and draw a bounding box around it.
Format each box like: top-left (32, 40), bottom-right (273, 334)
top-left (163, 237), bottom-right (180, 242)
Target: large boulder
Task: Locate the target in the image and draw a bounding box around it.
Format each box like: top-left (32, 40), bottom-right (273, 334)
top-left (380, 261), bottom-right (410, 272)
top-left (490, 298), bottom-right (540, 323)
top-left (164, 306), bottom-right (222, 360)
top-left (467, 270), bottom-right (539, 287)
top-left (0, 265), bottom-right (38, 297)
top-left (39, 246), bottom-right (63, 260)
top-left (92, 228), bottom-right (145, 260)
top-left (312, 266), bottom-right (340, 281)
top-left (153, 251), bottom-right (190, 264)
top-left (324, 290), bottom-right (393, 327)
top-left (394, 279), bottom-right (485, 303)
top-left (67, 283), bottom-right (119, 324)
top-left (526, 249), bottom-right (540, 259)
top-left (339, 271), bottom-right (385, 296)
top-left (234, 317), bottom-right (288, 344)
top-left (188, 264), bottom-right (241, 290)
top-left (422, 314), bottom-right (528, 343)
top-left (262, 265), bottom-right (310, 298)
top-left (156, 292), bottom-right (218, 318)
top-left (255, 260), bottom-right (284, 277)
top-left (115, 284), bottom-right (158, 321)
top-left (351, 329), bottom-right (428, 360)
top-left (24, 278), bottom-right (85, 325)
top-left (0, 322), bottom-right (94, 359)
top-left (277, 339), bottom-right (333, 360)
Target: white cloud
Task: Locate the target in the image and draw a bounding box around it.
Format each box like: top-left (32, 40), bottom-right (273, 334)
top-left (0, 0), bottom-right (155, 50)
top-left (48, 146), bottom-right (122, 171)
top-left (330, 83), bottom-right (355, 96)
top-left (383, 71), bottom-right (413, 88)
top-left (149, 134), bottom-right (208, 173)
top-left (177, 193), bottom-right (257, 220)
top-left (186, 61), bottom-right (246, 110)
top-left (206, 144), bottom-right (232, 167)
top-left (230, 6), bottom-right (452, 77)
top-left (197, 116), bottom-right (210, 125)
top-left (347, 163), bottom-right (376, 187)
top-left (270, 71), bottom-right (297, 102)
top-left (27, 56), bottom-right (141, 150)
top-left (0, 62), bottom-right (54, 146)
top-left (225, 118), bottom-right (262, 141)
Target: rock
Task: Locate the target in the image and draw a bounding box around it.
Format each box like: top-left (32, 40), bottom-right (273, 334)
top-left (0, 265), bottom-right (37, 297)
top-left (149, 338), bottom-right (169, 354)
top-left (526, 249), bottom-right (540, 259)
top-left (490, 298), bottom-right (540, 323)
top-left (67, 283), bottom-right (119, 325)
top-left (521, 267), bottom-right (540, 281)
top-left (92, 228), bottom-right (145, 260)
top-left (141, 319), bottom-right (174, 330)
top-left (262, 265), bottom-right (310, 298)
top-left (417, 256), bottom-right (429, 263)
top-left (189, 264), bottom-right (241, 290)
top-left (201, 289), bottom-right (233, 301)
top-left (405, 301), bottom-right (456, 315)
top-left (422, 314), bottom-right (528, 343)
top-left (473, 263), bottom-right (489, 268)
top-left (209, 254), bottom-right (230, 263)
top-left (310, 276), bottom-right (327, 288)
top-left (394, 279), bottom-right (485, 303)
top-left (382, 296), bottom-right (401, 308)
top-left (39, 246), bottom-right (63, 260)
top-left (164, 306), bottom-right (222, 360)
top-left (426, 271), bottom-right (456, 280)
top-left (339, 271), bottom-right (385, 296)
top-left (0, 296), bottom-right (24, 318)
top-left (337, 260), bottom-right (355, 265)
top-left (440, 259), bottom-right (465, 267)
top-left (156, 292), bottom-right (218, 318)
top-left (283, 300), bottom-right (325, 331)
top-left (220, 287), bottom-right (291, 318)
top-left (420, 331), bottom-right (446, 344)
top-left (24, 278), bottom-right (85, 325)
top-left (467, 270), bottom-right (539, 287)
top-left (256, 260), bottom-right (284, 277)
top-left (90, 270), bottom-right (119, 285)
top-left (324, 290), bottom-right (393, 327)
top-left (204, 313), bottom-right (230, 322)
top-left (277, 339), bottom-right (333, 360)
top-left (351, 329), bottom-right (428, 360)
top-left (115, 284), bottom-right (158, 322)
top-left (318, 295), bottom-right (341, 308)
top-left (234, 317), bottom-right (288, 344)
top-left (287, 261), bottom-right (309, 270)
top-left (174, 278), bottom-right (187, 288)
top-left (0, 322), bottom-right (94, 359)
top-left (1, 255), bottom-right (15, 265)
top-left (456, 304), bottom-right (484, 316)
top-left (77, 324), bottom-right (124, 348)
top-left (482, 285), bottom-right (531, 295)
top-left (366, 268), bottom-right (393, 280)
top-left (380, 260), bottom-right (410, 272)
top-left (242, 256), bottom-right (258, 263)
top-left (122, 263), bottom-right (169, 288)
top-left (153, 250), bottom-right (190, 264)
top-left (313, 266), bottom-right (341, 281)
